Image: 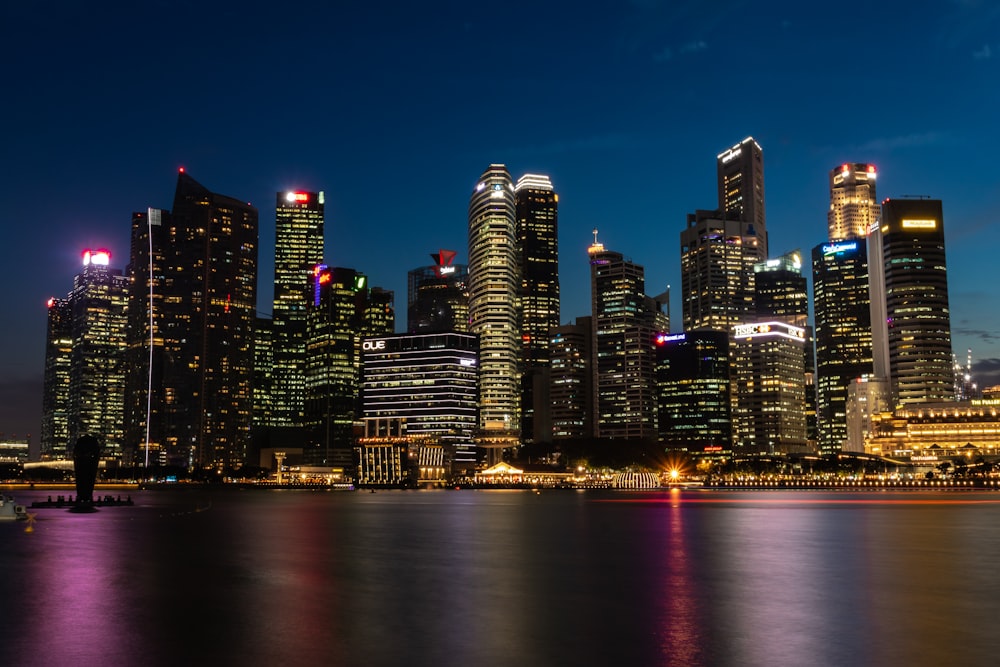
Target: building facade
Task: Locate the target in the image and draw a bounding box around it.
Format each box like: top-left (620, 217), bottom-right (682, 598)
top-left (41, 297), bottom-right (72, 459)
top-left (549, 317), bottom-right (592, 441)
top-left (828, 163), bottom-right (879, 242)
top-left (407, 250), bottom-right (469, 333)
top-left (272, 190), bottom-right (325, 428)
top-left (717, 136), bottom-right (767, 256)
top-left (467, 165), bottom-right (521, 454)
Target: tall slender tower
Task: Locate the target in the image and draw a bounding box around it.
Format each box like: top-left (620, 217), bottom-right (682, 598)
top-left (874, 198), bottom-right (953, 405)
top-left (272, 190), bottom-right (325, 428)
top-left (717, 136), bottom-right (767, 257)
top-left (67, 250), bottom-right (129, 459)
top-left (589, 232), bottom-right (667, 440)
top-left (515, 173), bottom-right (559, 443)
top-left (468, 165), bottom-right (521, 457)
top-left (812, 163), bottom-right (879, 453)
top-left (41, 297), bottom-right (73, 459)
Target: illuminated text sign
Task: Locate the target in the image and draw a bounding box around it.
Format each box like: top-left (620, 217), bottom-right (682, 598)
top-left (902, 219), bottom-right (937, 229)
top-left (362, 340), bottom-right (386, 351)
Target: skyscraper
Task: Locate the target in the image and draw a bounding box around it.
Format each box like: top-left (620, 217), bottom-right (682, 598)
top-left (41, 297), bottom-right (72, 459)
top-left (515, 173), bottom-right (559, 444)
top-left (549, 317), bottom-right (592, 441)
top-left (873, 198), bottom-right (953, 405)
top-left (655, 329), bottom-right (731, 456)
top-left (126, 171), bottom-right (258, 470)
top-left (813, 239), bottom-right (872, 452)
top-left (67, 250), bottom-right (129, 459)
top-left (680, 210), bottom-right (761, 331)
top-left (828, 163), bottom-right (880, 241)
top-left (468, 165), bottom-right (520, 456)
top-left (717, 136), bottom-right (767, 256)
top-left (407, 250), bottom-right (469, 333)
top-left (731, 321), bottom-right (808, 454)
top-left (272, 190), bottom-right (325, 428)
top-left (589, 233), bottom-right (668, 440)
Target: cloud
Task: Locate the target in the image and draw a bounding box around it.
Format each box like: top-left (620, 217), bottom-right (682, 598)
top-left (973, 44), bottom-right (992, 59)
top-left (973, 358), bottom-right (1000, 389)
top-left (952, 327), bottom-right (1000, 345)
top-left (853, 132), bottom-right (950, 152)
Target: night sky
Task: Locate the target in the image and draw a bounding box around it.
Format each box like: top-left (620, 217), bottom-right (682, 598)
top-left (3, 1), bottom-right (1000, 443)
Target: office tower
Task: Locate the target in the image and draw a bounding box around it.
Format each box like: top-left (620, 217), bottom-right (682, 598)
top-left (41, 297), bottom-right (72, 459)
top-left (253, 317), bottom-right (275, 432)
top-left (66, 250), bottom-right (129, 459)
top-left (717, 136), bottom-right (767, 256)
top-left (407, 250), bottom-right (469, 333)
top-left (680, 210), bottom-right (761, 330)
top-left (844, 376), bottom-right (890, 453)
top-left (515, 173), bottom-right (560, 444)
top-left (812, 239), bottom-right (873, 453)
top-left (305, 266), bottom-right (393, 468)
top-left (872, 198), bottom-right (953, 405)
top-left (126, 171), bottom-right (258, 470)
top-left (754, 250), bottom-right (816, 449)
top-left (360, 332), bottom-right (478, 470)
top-left (549, 317), bottom-right (592, 440)
top-left (828, 163), bottom-right (880, 241)
top-left (468, 165), bottom-right (521, 455)
top-left (731, 321), bottom-right (808, 454)
top-left (654, 330), bottom-right (731, 456)
top-left (589, 233), bottom-right (668, 440)
top-left (272, 191), bottom-right (325, 428)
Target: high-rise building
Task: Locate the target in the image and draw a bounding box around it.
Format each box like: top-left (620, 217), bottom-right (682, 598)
top-left (360, 332), bottom-right (478, 470)
top-left (126, 171), bottom-right (258, 470)
top-left (654, 329), bottom-right (731, 457)
top-left (754, 250), bottom-right (815, 450)
top-left (515, 174), bottom-right (559, 444)
top-left (589, 233), bottom-right (668, 440)
top-left (680, 210), bottom-right (761, 331)
top-left (549, 317), bottom-right (592, 441)
top-left (407, 250), bottom-right (469, 333)
top-left (812, 239), bottom-right (873, 453)
top-left (67, 250), bottom-right (129, 460)
top-left (873, 198), bottom-right (953, 405)
top-left (731, 321), bottom-right (808, 454)
top-left (717, 136), bottom-right (767, 256)
top-left (41, 297), bottom-right (72, 459)
top-left (828, 163), bottom-right (879, 242)
top-left (467, 165), bottom-right (520, 456)
top-left (272, 190), bottom-right (325, 428)
top-left (305, 266), bottom-right (394, 469)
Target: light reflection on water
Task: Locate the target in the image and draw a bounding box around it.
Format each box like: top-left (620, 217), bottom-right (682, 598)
top-left (3, 489), bottom-right (1000, 667)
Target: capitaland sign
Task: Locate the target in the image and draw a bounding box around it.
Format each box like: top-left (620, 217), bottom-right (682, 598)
top-left (362, 340), bottom-right (386, 351)
top-left (823, 241), bottom-right (858, 255)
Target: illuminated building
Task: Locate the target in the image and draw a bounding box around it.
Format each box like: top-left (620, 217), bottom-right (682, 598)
top-left (253, 317), bottom-right (275, 431)
top-left (549, 317), bottom-right (592, 440)
top-left (360, 332), bottom-right (478, 472)
top-left (872, 198), bottom-right (953, 405)
top-left (66, 250), bottom-right (129, 460)
top-left (129, 172), bottom-right (259, 470)
top-left (305, 266), bottom-right (393, 469)
top-left (468, 165), bottom-right (520, 457)
top-left (41, 297), bottom-right (72, 459)
top-left (844, 376), bottom-right (890, 453)
top-left (589, 232), bottom-right (669, 440)
top-left (654, 330), bottom-right (731, 456)
top-left (407, 250), bottom-right (469, 333)
top-left (731, 321), bottom-right (808, 454)
top-left (717, 136), bottom-right (767, 257)
top-left (515, 173), bottom-right (560, 444)
top-left (680, 210), bottom-right (761, 331)
top-left (828, 163), bottom-right (880, 242)
top-left (812, 239), bottom-right (872, 453)
top-left (272, 190), bottom-right (325, 428)
top-left (753, 250), bottom-right (815, 448)
top-left (865, 399), bottom-right (1000, 460)
top-left (125, 207), bottom-right (171, 467)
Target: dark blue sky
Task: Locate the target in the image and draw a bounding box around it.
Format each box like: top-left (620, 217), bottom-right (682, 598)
top-left (3, 0), bottom-right (1000, 441)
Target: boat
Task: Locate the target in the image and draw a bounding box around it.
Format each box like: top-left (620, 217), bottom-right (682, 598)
top-left (0, 494), bottom-right (28, 521)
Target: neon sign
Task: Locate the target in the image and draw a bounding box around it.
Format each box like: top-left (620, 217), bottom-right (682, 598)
top-left (362, 340), bottom-right (386, 351)
top-left (285, 192), bottom-right (309, 203)
top-left (902, 219), bottom-right (936, 229)
top-left (823, 241), bottom-right (858, 255)
top-left (656, 333), bottom-right (686, 345)
top-left (82, 249), bottom-right (111, 266)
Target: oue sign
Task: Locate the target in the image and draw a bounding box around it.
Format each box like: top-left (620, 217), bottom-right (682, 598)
top-left (363, 340), bottom-right (386, 351)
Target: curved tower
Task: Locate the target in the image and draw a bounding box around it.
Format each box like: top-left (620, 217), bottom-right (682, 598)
top-left (468, 165), bottom-right (520, 452)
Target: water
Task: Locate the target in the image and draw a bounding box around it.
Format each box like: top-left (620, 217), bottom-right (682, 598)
top-left (3, 488), bottom-right (1000, 667)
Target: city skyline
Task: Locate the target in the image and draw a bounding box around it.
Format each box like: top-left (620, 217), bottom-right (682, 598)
top-left (5, 1), bottom-right (1000, 442)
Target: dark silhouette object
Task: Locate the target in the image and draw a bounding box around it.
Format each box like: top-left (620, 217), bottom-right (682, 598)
top-left (72, 435), bottom-right (101, 512)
